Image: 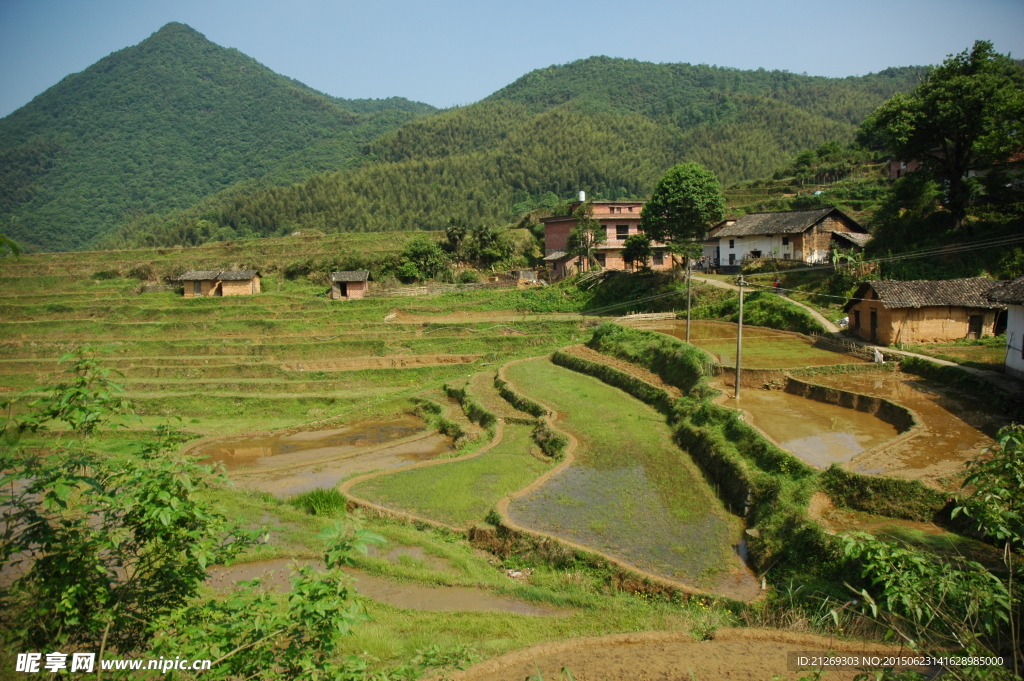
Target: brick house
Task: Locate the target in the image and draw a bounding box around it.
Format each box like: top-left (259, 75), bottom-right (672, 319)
top-left (542, 200), bottom-right (675, 280)
top-left (329, 271), bottom-right (369, 299)
top-left (707, 207), bottom-right (869, 268)
top-left (178, 270), bottom-right (261, 297)
top-left (843, 278), bottom-right (1004, 345)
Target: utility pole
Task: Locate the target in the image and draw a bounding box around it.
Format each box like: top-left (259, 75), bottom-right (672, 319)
top-left (735, 276), bottom-right (745, 400)
top-left (685, 256), bottom-right (692, 344)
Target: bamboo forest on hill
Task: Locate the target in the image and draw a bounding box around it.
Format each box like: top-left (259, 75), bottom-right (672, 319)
top-left (1, 22), bottom-right (926, 253)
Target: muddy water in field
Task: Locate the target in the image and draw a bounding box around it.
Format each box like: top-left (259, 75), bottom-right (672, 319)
top-left (206, 558), bottom-right (565, 616)
top-left (229, 433), bottom-right (455, 497)
top-left (190, 414), bottom-right (455, 496)
top-left (809, 371), bottom-right (1001, 485)
top-left (193, 414), bottom-right (427, 471)
top-left (725, 388), bottom-right (900, 468)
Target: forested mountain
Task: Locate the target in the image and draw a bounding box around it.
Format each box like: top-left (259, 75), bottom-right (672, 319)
top-left (0, 22), bottom-right (434, 252)
top-left (105, 56), bottom-right (927, 249)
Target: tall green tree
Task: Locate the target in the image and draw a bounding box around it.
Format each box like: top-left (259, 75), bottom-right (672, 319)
top-left (622, 233), bottom-right (652, 271)
top-left (566, 201), bottom-right (606, 272)
top-left (860, 41), bottom-right (1024, 229)
top-left (640, 163), bottom-right (725, 248)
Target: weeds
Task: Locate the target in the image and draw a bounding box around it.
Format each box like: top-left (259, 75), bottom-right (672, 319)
top-left (288, 488), bottom-right (349, 517)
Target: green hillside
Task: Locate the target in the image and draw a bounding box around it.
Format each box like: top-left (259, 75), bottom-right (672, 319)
top-left (0, 22), bottom-right (434, 252)
top-left (105, 57), bottom-right (927, 249)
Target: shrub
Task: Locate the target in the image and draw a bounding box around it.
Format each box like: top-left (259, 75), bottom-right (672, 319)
top-left (125, 264), bottom-right (155, 280)
top-left (288, 488), bottom-right (349, 517)
top-left (90, 269), bottom-right (121, 280)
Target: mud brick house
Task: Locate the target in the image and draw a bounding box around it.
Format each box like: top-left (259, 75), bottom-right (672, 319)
top-left (986, 276), bottom-right (1024, 380)
top-left (543, 200), bottom-right (675, 280)
top-left (844, 278), bottom-right (1005, 345)
top-left (329, 270), bottom-right (369, 299)
top-left (707, 207), bottom-right (870, 268)
top-left (178, 270), bottom-right (261, 297)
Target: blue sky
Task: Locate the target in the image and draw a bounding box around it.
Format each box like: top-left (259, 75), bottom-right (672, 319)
top-left (1, 0), bottom-right (1022, 118)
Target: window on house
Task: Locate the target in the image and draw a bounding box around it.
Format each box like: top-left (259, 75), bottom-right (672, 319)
top-left (616, 225), bottom-right (629, 240)
top-left (729, 240), bottom-right (735, 249)
top-left (628, 206), bottom-right (633, 212)
top-left (782, 236), bottom-right (789, 246)
top-left (595, 253), bottom-right (606, 266)
top-left (652, 251), bottom-right (664, 266)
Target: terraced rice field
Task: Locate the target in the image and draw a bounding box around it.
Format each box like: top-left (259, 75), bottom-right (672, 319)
top-left (350, 423), bottom-right (551, 527)
top-left (0, 254), bottom-right (587, 436)
top-left (503, 358), bottom-right (741, 588)
top-left (639, 320), bottom-right (864, 368)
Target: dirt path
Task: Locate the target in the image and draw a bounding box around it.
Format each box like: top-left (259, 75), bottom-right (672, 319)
top-left (440, 628), bottom-right (924, 681)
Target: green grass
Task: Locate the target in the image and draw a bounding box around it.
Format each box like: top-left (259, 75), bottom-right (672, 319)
top-left (908, 335), bottom-right (1007, 371)
top-left (655, 320), bottom-right (858, 368)
top-left (350, 423), bottom-right (551, 527)
top-left (503, 359), bottom-right (738, 585)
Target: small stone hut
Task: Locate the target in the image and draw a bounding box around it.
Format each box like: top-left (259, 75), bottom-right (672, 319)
top-left (330, 271), bottom-right (369, 300)
top-left (844, 278), bottom-right (1004, 345)
top-left (178, 270), bottom-right (261, 297)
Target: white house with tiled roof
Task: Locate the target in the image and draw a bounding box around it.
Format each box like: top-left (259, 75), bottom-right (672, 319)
top-left (707, 207), bottom-right (869, 267)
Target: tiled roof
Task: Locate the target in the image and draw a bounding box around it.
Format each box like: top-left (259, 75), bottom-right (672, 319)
top-left (846, 278), bottom-right (1004, 311)
top-left (330, 270), bottom-right (370, 282)
top-left (987, 276), bottom-right (1024, 305)
top-left (714, 207), bottom-right (865, 238)
top-left (543, 250), bottom-right (568, 261)
top-left (177, 270), bottom-right (221, 281)
top-left (832, 232), bottom-right (872, 248)
top-left (217, 270), bottom-right (259, 281)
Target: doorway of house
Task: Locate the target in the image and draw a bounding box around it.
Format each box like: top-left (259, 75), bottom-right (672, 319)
top-left (968, 315), bottom-right (983, 339)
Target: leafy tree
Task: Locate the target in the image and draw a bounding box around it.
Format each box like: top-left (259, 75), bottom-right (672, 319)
top-left (622, 233), bottom-right (652, 271)
top-left (640, 163), bottom-right (725, 247)
top-left (395, 236), bottom-right (450, 282)
top-left (566, 201), bottom-right (605, 271)
top-left (0, 351), bottom-right (261, 652)
top-left (859, 41), bottom-right (1024, 229)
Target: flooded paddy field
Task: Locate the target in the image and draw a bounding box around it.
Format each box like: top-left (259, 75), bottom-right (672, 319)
top-left (188, 414), bottom-right (456, 496)
top-left (722, 386), bottom-right (900, 468)
top-left (639, 320), bottom-right (864, 368)
top-left (503, 359), bottom-right (756, 597)
top-left (808, 370), bottom-right (1001, 485)
top-left (191, 414), bottom-right (427, 470)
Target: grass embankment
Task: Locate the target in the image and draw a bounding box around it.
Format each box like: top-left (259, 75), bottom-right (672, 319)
top-left (350, 423), bottom-right (550, 528)
top-left (503, 358), bottom-right (738, 586)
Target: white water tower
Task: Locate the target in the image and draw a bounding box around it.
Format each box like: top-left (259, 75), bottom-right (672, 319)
top-left (578, 190), bottom-right (586, 202)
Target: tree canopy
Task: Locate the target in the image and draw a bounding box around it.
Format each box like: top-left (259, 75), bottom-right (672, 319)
top-left (640, 163), bottom-right (725, 246)
top-left (860, 41), bottom-right (1024, 228)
